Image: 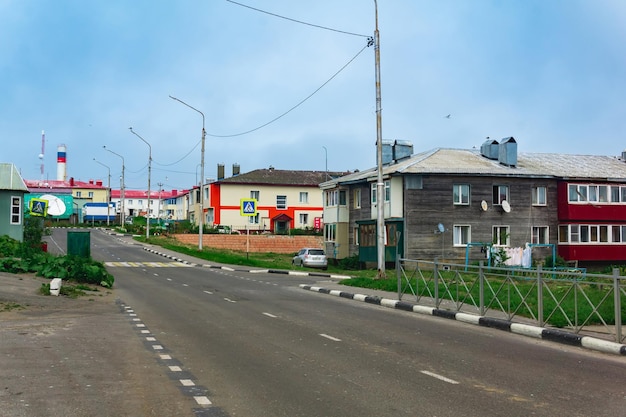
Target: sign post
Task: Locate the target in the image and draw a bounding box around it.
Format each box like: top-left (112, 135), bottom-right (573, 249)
top-left (240, 199), bottom-right (258, 259)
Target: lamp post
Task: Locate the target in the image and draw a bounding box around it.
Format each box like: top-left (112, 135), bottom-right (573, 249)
top-left (322, 146), bottom-right (328, 181)
top-left (129, 127), bottom-right (152, 240)
top-left (374, 0), bottom-right (386, 278)
top-left (102, 146), bottom-right (125, 227)
top-left (93, 158), bottom-right (111, 226)
top-left (169, 95), bottom-right (206, 251)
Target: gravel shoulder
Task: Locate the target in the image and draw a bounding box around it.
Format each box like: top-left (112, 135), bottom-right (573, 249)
top-left (0, 272), bottom-right (194, 417)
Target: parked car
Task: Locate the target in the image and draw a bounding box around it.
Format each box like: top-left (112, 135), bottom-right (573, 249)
top-left (292, 248), bottom-right (327, 270)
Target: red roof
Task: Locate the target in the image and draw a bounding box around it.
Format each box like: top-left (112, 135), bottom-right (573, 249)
top-left (25, 178), bottom-right (107, 190)
top-left (110, 189), bottom-right (186, 199)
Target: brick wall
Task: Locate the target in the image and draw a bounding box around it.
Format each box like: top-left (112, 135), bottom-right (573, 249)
top-left (172, 234), bottom-right (324, 254)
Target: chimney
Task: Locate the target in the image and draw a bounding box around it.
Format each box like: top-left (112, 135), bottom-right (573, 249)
top-left (69, 177), bottom-right (75, 186)
top-left (56, 144), bottom-right (67, 181)
top-left (233, 163), bottom-right (240, 176)
top-left (498, 137), bottom-right (517, 167)
top-left (96, 180), bottom-right (103, 186)
top-left (217, 163), bottom-right (225, 180)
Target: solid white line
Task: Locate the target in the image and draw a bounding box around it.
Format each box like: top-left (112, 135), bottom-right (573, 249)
top-left (262, 312), bottom-right (277, 318)
top-left (420, 370), bottom-right (459, 384)
top-left (320, 333), bottom-right (342, 342)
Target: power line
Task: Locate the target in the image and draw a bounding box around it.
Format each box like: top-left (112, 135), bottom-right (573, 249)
top-left (207, 43), bottom-right (370, 138)
top-left (226, 0), bottom-right (369, 38)
top-left (153, 139), bottom-right (201, 167)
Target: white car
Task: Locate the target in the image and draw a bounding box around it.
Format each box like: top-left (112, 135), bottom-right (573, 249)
top-left (292, 248), bottom-right (328, 270)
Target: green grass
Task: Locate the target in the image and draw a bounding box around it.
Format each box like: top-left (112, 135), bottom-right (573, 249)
top-left (0, 302), bottom-right (24, 312)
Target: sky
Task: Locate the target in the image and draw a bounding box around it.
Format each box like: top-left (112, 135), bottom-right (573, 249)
top-left (1, 0), bottom-right (625, 193)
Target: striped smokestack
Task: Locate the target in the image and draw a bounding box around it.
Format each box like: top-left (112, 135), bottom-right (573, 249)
top-left (57, 144), bottom-right (67, 181)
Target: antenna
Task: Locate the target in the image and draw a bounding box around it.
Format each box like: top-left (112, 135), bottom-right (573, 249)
top-left (481, 200), bottom-right (488, 211)
top-left (39, 130), bottom-right (45, 180)
top-left (502, 200), bottom-right (511, 213)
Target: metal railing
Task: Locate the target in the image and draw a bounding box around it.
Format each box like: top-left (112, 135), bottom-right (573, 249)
top-left (397, 259), bottom-right (625, 343)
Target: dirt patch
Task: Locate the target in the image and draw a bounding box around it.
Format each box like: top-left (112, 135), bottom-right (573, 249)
top-left (0, 271), bottom-right (115, 320)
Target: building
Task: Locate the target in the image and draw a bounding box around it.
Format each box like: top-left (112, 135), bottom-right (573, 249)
top-left (0, 163), bottom-right (29, 241)
top-left (110, 189), bottom-right (186, 221)
top-left (321, 138), bottom-right (626, 267)
top-left (207, 167), bottom-right (345, 233)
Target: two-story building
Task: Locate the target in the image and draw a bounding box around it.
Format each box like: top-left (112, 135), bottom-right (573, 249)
top-left (208, 167), bottom-right (342, 233)
top-left (322, 138), bottom-right (626, 268)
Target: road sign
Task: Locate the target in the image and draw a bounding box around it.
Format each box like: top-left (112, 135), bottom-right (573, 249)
top-left (29, 198), bottom-right (48, 217)
top-left (240, 198), bottom-right (257, 216)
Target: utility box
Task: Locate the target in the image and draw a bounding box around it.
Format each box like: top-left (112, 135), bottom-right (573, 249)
top-left (67, 231), bottom-right (90, 257)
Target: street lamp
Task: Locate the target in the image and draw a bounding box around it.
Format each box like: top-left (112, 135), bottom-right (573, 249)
top-left (102, 146), bottom-right (125, 227)
top-left (169, 95), bottom-right (206, 251)
top-left (322, 146), bottom-right (328, 181)
top-left (129, 127), bottom-right (152, 240)
top-left (93, 158), bottom-right (111, 226)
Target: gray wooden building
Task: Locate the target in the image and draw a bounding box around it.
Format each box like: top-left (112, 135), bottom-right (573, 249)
top-left (0, 163), bottom-right (29, 241)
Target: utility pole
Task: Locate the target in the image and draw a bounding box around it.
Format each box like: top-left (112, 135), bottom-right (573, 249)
top-left (374, 0), bottom-right (386, 278)
top-left (129, 127), bottom-right (152, 240)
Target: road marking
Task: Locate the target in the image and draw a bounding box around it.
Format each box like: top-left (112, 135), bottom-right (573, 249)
top-left (180, 379), bottom-right (195, 386)
top-left (194, 396), bottom-right (212, 406)
top-left (224, 298), bottom-right (236, 303)
top-left (152, 345), bottom-right (164, 350)
top-left (182, 284), bottom-right (189, 287)
top-left (169, 366), bottom-right (182, 372)
top-left (262, 312), bottom-right (277, 318)
top-left (320, 333), bottom-right (342, 342)
top-left (167, 278), bottom-right (172, 281)
top-left (203, 290), bottom-right (213, 295)
top-left (420, 370), bottom-right (459, 384)
top-left (160, 354), bottom-right (172, 360)
top-left (146, 337), bottom-right (156, 341)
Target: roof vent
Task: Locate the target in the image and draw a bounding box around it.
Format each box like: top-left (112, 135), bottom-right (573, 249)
top-left (480, 138), bottom-right (499, 160)
top-left (393, 140), bottom-right (413, 162)
top-left (382, 141), bottom-right (394, 165)
top-left (498, 137), bottom-right (517, 167)
top-left (217, 163), bottom-right (225, 181)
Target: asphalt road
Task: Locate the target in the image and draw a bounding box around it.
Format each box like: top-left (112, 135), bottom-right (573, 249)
top-left (33, 229), bottom-right (626, 416)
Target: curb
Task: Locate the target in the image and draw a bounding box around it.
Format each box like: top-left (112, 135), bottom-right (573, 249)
top-left (140, 247), bottom-right (350, 279)
top-left (299, 284), bottom-right (626, 357)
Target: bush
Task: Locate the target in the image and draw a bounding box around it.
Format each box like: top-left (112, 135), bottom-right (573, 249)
top-left (338, 255), bottom-right (361, 270)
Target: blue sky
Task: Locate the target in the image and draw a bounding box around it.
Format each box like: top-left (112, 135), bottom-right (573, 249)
top-left (2, 0), bottom-right (625, 192)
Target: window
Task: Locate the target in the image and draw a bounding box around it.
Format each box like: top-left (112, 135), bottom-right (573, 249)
top-left (353, 227), bottom-right (359, 245)
top-left (492, 226), bottom-right (510, 246)
top-left (276, 195), bottom-right (287, 209)
top-left (359, 224), bottom-right (376, 247)
top-left (249, 213), bottom-right (259, 224)
top-left (453, 184), bottom-right (470, 205)
top-left (354, 189), bottom-right (361, 209)
top-left (10, 196), bottom-right (21, 224)
top-left (325, 190), bottom-right (337, 206)
top-left (339, 190), bottom-right (347, 206)
top-left (129, 199), bottom-right (134, 205)
top-left (559, 225), bottom-right (569, 243)
top-left (88, 191), bottom-right (94, 198)
top-left (532, 226), bottom-right (549, 244)
top-left (371, 181), bottom-right (391, 204)
top-left (453, 225), bottom-right (471, 246)
top-left (76, 191), bottom-right (82, 198)
top-left (299, 213), bottom-right (308, 225)
top-left (532, 186), bottom-right (547, 206)
top-left (492, 185), bottom-right (509, 205)
top-left (250, 190), bottom-right (260, 200)
top-left (299, 192), bottom-right (308, 204)
top-left (324, 223), bottom-right (336, 242)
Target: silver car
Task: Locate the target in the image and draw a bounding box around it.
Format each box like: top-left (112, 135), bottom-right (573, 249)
top-left (292, 248), bottom-right (328, 270)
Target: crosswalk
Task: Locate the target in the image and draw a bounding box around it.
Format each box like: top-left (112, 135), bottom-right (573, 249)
top-left (104, 261), bottom-right (193, 268)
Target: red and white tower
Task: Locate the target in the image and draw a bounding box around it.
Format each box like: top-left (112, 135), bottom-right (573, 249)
top-left (56, 144), bottom-right (67, 181)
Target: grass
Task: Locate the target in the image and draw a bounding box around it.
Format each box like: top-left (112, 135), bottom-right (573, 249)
top-left (39, 282), bottom-right (100, 298)
top-left (1, 302), bottom-right (24, 312)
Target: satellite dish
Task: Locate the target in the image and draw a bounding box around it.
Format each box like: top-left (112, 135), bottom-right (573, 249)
top-left (437, 223), bottom-right (445, 233)
top-left (502, 200), bottom-right (511, 213)
top-left (39, 194), bottom-right (67, 216)
top-left (481, 200), bottom-right (488, 211)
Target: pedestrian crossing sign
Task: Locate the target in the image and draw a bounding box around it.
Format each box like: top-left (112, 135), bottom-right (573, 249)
top-left (240, 198), bottom-right (257, 216)
top-left (29, 198), bottom-right (48, 217)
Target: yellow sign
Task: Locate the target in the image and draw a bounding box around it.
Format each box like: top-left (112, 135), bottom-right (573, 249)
top-left (240, 198), bottom-right (257, 216)
top-left (29, 198), bottom-right (48, 217)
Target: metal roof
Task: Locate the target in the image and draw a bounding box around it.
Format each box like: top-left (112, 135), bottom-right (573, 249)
top-left (0, 163), bottom-right (28, 192)
top-left (323, 148), bottom-right (626, 186)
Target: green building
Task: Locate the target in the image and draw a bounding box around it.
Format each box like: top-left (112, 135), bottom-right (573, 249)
top-left (0, 163), bottom-right (29, 241)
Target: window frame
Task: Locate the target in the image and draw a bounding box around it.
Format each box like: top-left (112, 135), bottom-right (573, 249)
top-left (532, 226), bottom-right (549, 244)
top-left (299, 192), bottom-right (308, 204)
top-left (531, 186), bottom-right (547, 206)
top-left (492, 185), bottom-right (509, 205)
top-left (492, 225), bottom-right (510, 247)
top-left (453, 224), bottom-right (471, 247)
top-left (453, 184), bottom-right (470, 205)
top-left (10, 196), bottom-right (21, 225)
top-left (276, 195), bottom-right (287, 210)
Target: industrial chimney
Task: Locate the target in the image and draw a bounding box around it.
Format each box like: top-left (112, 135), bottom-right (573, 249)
top-left (57, 144), bottom-right (67, 181)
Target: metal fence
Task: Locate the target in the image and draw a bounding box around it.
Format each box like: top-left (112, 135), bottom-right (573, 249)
top-left (397, 259), bottom-right (625, 343)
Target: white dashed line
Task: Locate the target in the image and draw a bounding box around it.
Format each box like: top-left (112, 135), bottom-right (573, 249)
top-left (146, 337), bottom-right (156, 341)
top-left (140, 330), bottom-right (150, 334)
top-left (194, 396), bottom-right (212, 406)
top-left (169, 366), bottom-right (182, 372)
top-left (152, 345), bottom-right (163, 350)
top-left (224, 298), bottom-right (236, 303)
top-left (262, 312), bottom-right (277, 318)
top-left (180, 379), bottom-right (195, 386)
top-left (182, 284), bottom-right (189, 287)
top-left (203, 290), bottom-right (213, 295)
top-left (420, 370), bottom-right (459, 384)
top-left (320, 333), bottom-right (342, 342)
top-left (136, 323), bottom-right (146, 328)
